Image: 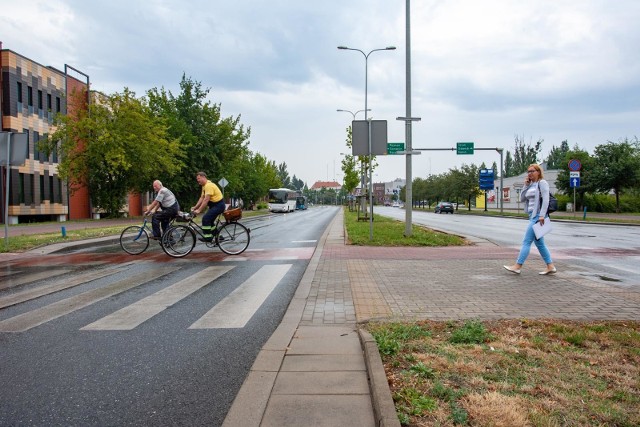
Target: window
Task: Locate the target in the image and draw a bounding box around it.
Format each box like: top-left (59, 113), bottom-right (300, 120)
top-left (50, 174), bottom-right (55, 202)
top-left (56, 97), bottom-right (61, 113)
top-left (47, 94), bottom-right (52, 110)
top-left (19, 174), bottom-right (26, 204)
top-left (23, 128), bottom-right (30, 157)
top-left (38, 90), bottom-right (43, 109)
top-left (17, 82), bottom-right (23, 103)
top-left (40, 175), bottom-right (45, 202)
top-left (27, 87), bottom-right (33, 106)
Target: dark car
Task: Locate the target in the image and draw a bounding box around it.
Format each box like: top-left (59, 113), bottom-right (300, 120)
top-left (434, 202), bottom-right (454, 214)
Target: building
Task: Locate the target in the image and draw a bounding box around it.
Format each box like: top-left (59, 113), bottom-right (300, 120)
top-left (1, 44), bottom-right (91, 224)
top-left (310, 180), bottom-right (341, 192)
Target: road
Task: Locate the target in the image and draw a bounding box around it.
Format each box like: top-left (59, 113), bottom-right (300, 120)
top-left (377, 206), bottom-right (640, 287)
top-left (0, 206), bottom-right (339, 426)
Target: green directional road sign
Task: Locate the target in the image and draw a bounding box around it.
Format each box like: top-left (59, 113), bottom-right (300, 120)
top-left (387, 142), bottom-right (405, 155)
top-left (456, 142), bottom-right (474, 155)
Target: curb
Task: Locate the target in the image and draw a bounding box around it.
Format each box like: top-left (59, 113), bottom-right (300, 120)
top-left (359, 329), bottom-right (401, 427)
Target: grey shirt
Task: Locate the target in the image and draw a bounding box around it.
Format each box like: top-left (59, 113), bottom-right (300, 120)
top-left (155, 187), bottom-right (177, 208)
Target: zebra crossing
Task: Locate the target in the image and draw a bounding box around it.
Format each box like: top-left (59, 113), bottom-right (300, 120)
top-left (0, 262), bottom-right (293, 333)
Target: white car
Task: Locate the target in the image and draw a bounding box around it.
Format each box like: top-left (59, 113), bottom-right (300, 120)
top-left (392, 202), bottom-right (400, 208)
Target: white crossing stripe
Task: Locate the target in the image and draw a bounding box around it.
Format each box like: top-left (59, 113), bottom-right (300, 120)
top-left (0, 267), bottom-right (178, 333)
top-left (81, 266), bottom-right (233, 330)
top-left (189, 264), bottom-right (292, 329)
top-left (0, 267), bottom-right (126, 309)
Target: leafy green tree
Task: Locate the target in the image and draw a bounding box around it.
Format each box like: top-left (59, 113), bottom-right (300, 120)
top-left (504, 150), bottom-right (515, 177)
top-left (237, 152), bottom-right (279, 208)
top-left (590, 138), bottom-right (640, 212)
top-left (511, 135), bottom-right (542, 175)
top-left (341, 126), bottom-right (360, 195)
top-left (277, 162), bottom-right (290, 188)
top-left (147, 75), bottom-right (250, 206)
top-left (545, 140), bottom-right (570, 169)
top-left (42, 89), bottom-right (181, 217)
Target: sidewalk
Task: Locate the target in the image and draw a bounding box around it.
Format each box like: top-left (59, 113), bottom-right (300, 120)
top-left (223, 209), bottom-right (640, 427)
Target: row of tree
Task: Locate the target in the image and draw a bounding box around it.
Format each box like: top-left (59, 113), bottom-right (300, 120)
top-left (340, 129), bottom-right (640, 213)
top-left (402, 137), bottom-right (640, 213)
top-left (42, 76), bottom-right (303, 216)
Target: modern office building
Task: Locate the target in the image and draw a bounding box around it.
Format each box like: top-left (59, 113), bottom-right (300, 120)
top-left (1, 43), bottom-right (92, 224)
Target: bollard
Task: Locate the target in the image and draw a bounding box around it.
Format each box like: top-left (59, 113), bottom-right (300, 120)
top-left (583, 206), bottom-right (587, 220)
top-left (61, 226), bottom-right (66, 238)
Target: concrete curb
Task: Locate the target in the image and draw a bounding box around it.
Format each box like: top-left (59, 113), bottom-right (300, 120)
top-left (359, 329), bottom-right (401, 427)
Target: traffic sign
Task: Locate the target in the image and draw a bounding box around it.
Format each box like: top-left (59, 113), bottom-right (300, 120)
top-left (570, 177), bottom-right (580, 188)
top-left (568, 159), bottom-right (582, 171)
top-left (569, 171), bottom-right (580, 178)
top-left (457, 142), bottom-right (474, 155)
top-left (387, 142), bottom-right (405, 155)
top-left (479, 169), bottom-right (494, 190)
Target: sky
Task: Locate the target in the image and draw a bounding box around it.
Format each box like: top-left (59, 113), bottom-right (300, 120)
top-left (2, 0), bottom-right (639, 187)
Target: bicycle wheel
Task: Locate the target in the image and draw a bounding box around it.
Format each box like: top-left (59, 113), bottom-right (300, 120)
top-left (217, 222), bottom-right (250, 255)
top-left (161, 225), bottom-right (196, 258)
top-left (120, 226), bottom-right (150, 255)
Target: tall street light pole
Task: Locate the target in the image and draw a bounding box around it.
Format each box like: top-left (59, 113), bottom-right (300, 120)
top-left (338, 45), bottom-right (396, 239)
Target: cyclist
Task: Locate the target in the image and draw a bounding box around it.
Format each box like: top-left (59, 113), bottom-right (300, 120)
top-left (191, 171), bottom-right (226, 242)
top-left (144, 180), bottom-right (180, 240)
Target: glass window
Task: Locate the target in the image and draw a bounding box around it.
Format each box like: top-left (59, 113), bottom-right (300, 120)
top-left (17, 82), bottom-right (23, 103)
top-left (27, 87), bottom-right (33, 106)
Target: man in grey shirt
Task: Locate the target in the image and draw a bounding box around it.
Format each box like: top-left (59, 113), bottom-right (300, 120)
top-left (144, 180), bottom-right (180, 239)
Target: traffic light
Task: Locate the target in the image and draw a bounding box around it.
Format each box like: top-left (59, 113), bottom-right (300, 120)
top-left (479, 169), bottom-right (494, 190)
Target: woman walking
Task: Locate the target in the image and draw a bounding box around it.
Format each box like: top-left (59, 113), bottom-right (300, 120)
top-left (504, 163), bottom-right (557, 275)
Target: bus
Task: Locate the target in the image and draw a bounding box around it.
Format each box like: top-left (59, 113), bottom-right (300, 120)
top-left (295, 196), bottom-right (307, 210)
top-left (268, 188), bottom-right (298, 213)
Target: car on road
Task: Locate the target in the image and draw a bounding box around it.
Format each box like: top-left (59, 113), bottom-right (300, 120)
top-left (434, 202), bottom-right (454, 214)
top-left (392, 202), bottom-right (400, 208)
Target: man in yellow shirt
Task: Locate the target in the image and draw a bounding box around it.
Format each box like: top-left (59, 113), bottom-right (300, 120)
top-left (191, 171), bottom-right (226, 242)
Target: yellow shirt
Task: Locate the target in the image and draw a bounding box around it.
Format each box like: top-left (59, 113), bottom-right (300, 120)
top-left (201, 180), bottom-right (223, 203)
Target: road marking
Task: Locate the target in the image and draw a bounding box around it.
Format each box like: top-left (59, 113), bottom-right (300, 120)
top-left (0, 269), bottom-right (71, 291)
top-left (189, 264), bottom-right (291, 329)
top-left (0, 267), bottom-right (178, 333)
top-left (0, 267), bottom-right (127, 309)
top-left (292, 240), bottom-right (317, 243)
top-left (81, 266), bottom-right (233, 330)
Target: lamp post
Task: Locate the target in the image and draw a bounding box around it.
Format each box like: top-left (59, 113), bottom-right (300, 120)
top-left (336, 109), bottom-right (369, 120)
top-left (338, 45), bottom-right (396, 239)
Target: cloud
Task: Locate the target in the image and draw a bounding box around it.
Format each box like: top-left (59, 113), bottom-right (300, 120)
top-left (1, 0), bottom-right (639, 186)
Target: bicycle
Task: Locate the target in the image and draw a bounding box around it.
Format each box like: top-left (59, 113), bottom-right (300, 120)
top-left (119, 214), bottom-right (176, 255)
top-left (161, 207), bottom-right (250, 258)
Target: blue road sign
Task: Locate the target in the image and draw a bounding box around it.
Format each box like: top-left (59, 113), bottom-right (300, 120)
top-left (568, 159), bottom-right (582, 171)
top-left (570, 177), bottom-right (581, 188)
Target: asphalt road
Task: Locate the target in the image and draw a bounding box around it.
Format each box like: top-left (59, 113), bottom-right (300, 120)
top-left (0, 206), bottom-right (339, 426)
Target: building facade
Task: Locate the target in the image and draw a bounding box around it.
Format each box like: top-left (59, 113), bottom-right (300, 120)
top-left (1, 46), bottom-right (90, 224)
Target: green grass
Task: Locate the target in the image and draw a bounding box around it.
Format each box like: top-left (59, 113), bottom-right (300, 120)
top-left (344, 207), bottom-right (466, 246)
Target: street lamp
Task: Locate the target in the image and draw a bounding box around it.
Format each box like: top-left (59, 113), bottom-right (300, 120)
top-left (336, 108), bottom-right (370, 120)
top-left (338, 45), bottom-right (396, 239)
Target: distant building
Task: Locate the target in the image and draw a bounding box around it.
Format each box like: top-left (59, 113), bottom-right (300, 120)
top-left (1, 44), bottom-right (91, 224)
top-left (477, 166), bottom-right (560, 210)
top-left (310, 181), bottom-right (341, 191)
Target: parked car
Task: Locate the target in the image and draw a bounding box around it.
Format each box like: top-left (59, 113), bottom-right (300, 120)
top-left (392, 202), bottom-right (400, 208)
top-left (434, 202), bottom-right (454, 214)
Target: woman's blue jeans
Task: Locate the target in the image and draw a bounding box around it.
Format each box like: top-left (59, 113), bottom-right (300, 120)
top-left (516, 213), bottom-right (553, 265)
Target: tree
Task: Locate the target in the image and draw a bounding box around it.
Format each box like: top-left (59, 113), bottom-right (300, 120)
top-left (341, 126), bottom-right (360, 195)
top-left (277, 162), bottom-right (290, 188)
top-left (42, 89), bottom-right (181, 217)
top-left (545, 140), bottom-right (570, 169)
top-left (237, 152), bottom-right (279, 208)
top-left (590, 138), bottom-right (640, 212)
top-left (147, 75), bottom-right (251, 207)
top-left (504, 150), bottom-right (515, 177)
top-left (511, 135), bottom-right (542, 175)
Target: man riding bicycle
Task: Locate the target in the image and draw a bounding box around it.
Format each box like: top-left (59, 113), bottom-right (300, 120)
top-left (191, 171), bottom-right (226, 242)
top-left (144, 180), bottom-right (180, 240)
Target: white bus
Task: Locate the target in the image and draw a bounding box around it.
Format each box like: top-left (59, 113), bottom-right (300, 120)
top-left (268, 188), bottom-right (298, 213)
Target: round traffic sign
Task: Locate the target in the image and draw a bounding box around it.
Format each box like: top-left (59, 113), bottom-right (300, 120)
top-left (568, 159), bottom-right (582, 171)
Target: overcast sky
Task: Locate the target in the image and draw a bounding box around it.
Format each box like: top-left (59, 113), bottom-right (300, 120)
top-left (2, 0), bottom-right (639, 186)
